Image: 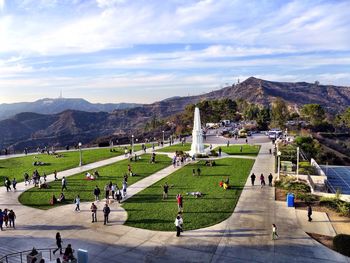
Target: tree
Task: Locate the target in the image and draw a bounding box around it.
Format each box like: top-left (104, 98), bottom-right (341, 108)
top-left (256, 107), bottom-right (270, 130)
top-left (341, 107), bottom-right (350, 128)
top-left (301, 104), bottom-right (325, 126)
top-left (271, 98), bottom-right (289, 128)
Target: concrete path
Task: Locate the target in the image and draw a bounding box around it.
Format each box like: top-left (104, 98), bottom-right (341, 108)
top-left (296, 209), bottom-right (337, 236)
top-left (0, 142), bottom-right (349, 263)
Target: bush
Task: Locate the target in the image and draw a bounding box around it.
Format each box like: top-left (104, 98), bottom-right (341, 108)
top-left (210, 150), bottom-right (218, 157)
top-left (295, 193), bottom-right (318, 203)
top-left (299, 162), bottom-right (318, 175)
top-left (275, 176), bottom-right (311, 193)
top-left (320, 196), bottom-right (350, 216)
top-left (333, 234), bottom-right (350, 257)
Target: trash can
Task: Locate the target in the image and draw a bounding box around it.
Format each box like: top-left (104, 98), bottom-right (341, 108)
top-left (287, 193), bottom-right (295, 207)
top-left (77, 249), bottom-right (88, 263)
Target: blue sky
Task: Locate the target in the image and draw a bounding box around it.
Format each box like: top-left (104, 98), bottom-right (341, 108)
top-left (0, 0), bottom-right (350, 103)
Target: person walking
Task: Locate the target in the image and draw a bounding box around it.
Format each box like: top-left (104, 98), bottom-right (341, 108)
top-left (250, 173), bottom-right (256, 186)
top-left (260, 174), bottom-right (266, 188)
top-left (61, 177), bottom-right (67, 191)
top-left (307, 204), bottom-right (313, 222)
top-left (272, 224), bottom-right (279, 240)
top-left (74, 195), bottom-right (80, 212)
top-left (8, 210), bottom-right (16, 228)
top-left (12, 178), bottom-right (17, 191)
top-left (218, 147), bottom-right (222, 157)
top-left (104, 183), bottom-right (110, 199)
top-left (0, 209), bottom-right (4, 231)
top-left (94, 186), bottom-right (100, 201)
top-left (122, 180), bottom-right (127, 198)
top-left (24, 173), bottom-right (30, 186)
top-left (54, 170), bottom-right (58, 181)
top-left (111, 183), bottom-right (116, 199)
top-left (174, 215), bottom-right (182, 237)
top-left (90, 203), bottom-right (97, 223)
top-left (268, 173), bottom-right (273, 186)
top-left (5, 177), bottom-right (11, 192)
top-left (197, 167), bottom-right (201, 176)
top-left (103, 204), bottom-right (111, 225)
top-left (53, 232), bottom-right (63, 255)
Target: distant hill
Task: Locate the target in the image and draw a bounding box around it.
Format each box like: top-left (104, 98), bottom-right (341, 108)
top-left (0, 98), bottom-right (141, 120)
top-left (1, 77), bottom-right (349, 150)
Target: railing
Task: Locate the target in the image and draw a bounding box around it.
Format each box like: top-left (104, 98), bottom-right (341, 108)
top-left (0, 248), bottom-right (55, 263)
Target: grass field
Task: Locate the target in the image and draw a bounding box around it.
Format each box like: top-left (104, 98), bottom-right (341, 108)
top-left (18, 153), bottom-right (171, 209)
top-left (216, 144), bottom-right (261, 156)
top-left (123, 157), bottom-right (255, 231)
top-left (0, 145), bottom-right (150, 184)
top-left (156, 143), bottom-right (192, 153)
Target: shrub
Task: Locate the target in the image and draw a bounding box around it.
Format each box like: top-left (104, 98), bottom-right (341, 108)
top-left (210, 150), bottom-right (218, 157)
top-left (296, 193), bottom-right (318, 203)
top-left (298, 162), bottom-right (318, 175)
top-left (320, 196), bottom-right (350, 215)
top-left (333, 234), bottom-right (350, 257)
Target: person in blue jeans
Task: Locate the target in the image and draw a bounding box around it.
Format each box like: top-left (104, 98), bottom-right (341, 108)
top-left (0, 209), bottom-right (4, 231)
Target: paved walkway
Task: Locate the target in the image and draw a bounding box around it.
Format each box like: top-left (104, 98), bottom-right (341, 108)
top-left (0, 143), bottom-right (349, 263)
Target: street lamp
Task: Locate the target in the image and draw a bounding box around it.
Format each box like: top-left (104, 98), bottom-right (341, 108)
top-left (131, 135), bottom-right (134, 154)
top-left (277, 151), bottom-right (281, 180)
top-left (296, 147), bottom-right (300, 181)
top-left (78, 142), bottom-right (82, 167)
top-left (162, 130), bottom-right (165, 145)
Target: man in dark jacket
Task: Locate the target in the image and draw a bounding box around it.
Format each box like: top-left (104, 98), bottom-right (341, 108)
top-left (103, 204), bottom-right (111, 225)
top-left (307, 204), bottom-right (313, 222)
top-left (93, 186), bottom-right (100, 201)
top-left (250, 173), bottom-right (256, 186)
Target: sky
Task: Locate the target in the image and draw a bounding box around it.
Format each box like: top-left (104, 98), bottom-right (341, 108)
top-left (0, 0), bottom-right (350, 104)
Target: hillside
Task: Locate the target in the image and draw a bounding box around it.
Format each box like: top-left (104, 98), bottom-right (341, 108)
top-left (1, 77), bottom-right (349, 150)
top-left (0, 98), bottom-right (141, 120)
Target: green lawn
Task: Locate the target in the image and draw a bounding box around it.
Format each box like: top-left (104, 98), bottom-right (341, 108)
top-left (18, 154), bottom-right (171, 210)
top-left (156, 143), bottom-right (192, 153)
top-left (0, 145), bottom-right (148, 184)
top-left (123, 157), bottom-right (255, 231)
top-left (216, 144), bottom-right (261, 156)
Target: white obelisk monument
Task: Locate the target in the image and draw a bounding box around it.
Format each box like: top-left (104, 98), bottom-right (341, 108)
top-left (190, 107), bottom-right (205, 156)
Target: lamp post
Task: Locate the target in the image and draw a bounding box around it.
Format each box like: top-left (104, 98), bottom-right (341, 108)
top-left (277, 151), bottom-right (281, 180)
top-left (78, 142), bottom-right (82, 167)
top-left (131, 135), bottom-right (134, 154)
top-left (296, 147), bottom-right (300, 181)
top-left (162, 130), bottom-right (165, 145)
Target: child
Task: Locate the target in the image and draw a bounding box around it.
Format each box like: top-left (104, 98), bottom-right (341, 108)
top-left (272, 224), bottom-right (279, 240)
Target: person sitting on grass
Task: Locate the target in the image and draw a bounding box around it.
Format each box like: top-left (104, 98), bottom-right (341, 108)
top-left (50, 194), bottom-right (57, 205)
top-left (219, 180), bottom-right (224, 187)
top-left (85, 172), bottom-right (95, 180)
top-left (57, 192), bottom-right (66, 203)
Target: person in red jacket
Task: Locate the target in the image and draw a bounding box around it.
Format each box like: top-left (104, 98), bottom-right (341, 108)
top-left (176, 194), bottom-right (183, 212)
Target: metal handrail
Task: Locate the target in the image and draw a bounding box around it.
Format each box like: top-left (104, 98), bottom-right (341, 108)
top-left (0, 247), bottom-right (56, 263)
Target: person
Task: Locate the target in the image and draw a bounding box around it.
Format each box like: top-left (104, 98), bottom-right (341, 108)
top-left (192, 169), bottom-right (196, 176)
top-left (74, 195), bottom-right (80, 212)
top-left (240, 146), bottom-right (243, 153)
top-left (269, 148), bottom-right (272, 154)
top-left (94, 170), bottom-right (99, 179)
top-left (8, 210), bottom-right (15, 228)
top-left (5, 177), bottom-right (11, 192)
top-left (197, 167), bottom-right (201, 176)
top-left (3, 209), bottom-right (8, 227)
top-left (186, 191), bottom-right (203, 198)
top-left (268, 173), bottom-right (273, 186)
top-left (54, 170), bottom-right (58, 181)
top-left (57, 192), bottom-right (65, 203)
top-left (272, 224), bottom-right (279, 240)
top-left (111, 184), bottom-right (116, 199)
top-left (104, 184), bottom-right (110, 199)
top-left (63, 244), bottom-right (74, 261)
top-left (174, 215), bottom-right (182, 237)
top-left (53, 232), bottom-right (63, 255)
top-left (176, 194), bottom-right (183, 212)
top-left (260, 174), bottom-right (265, 188)
top-left (122, 180), bottom-right (127, 198)
top-left (12, 178), bottom-right (17, 191)
top-left (61, 177), bottom-right (67, 191)
top-left (307, 204), bottom-right (313, 222)
top-left (91, 203), bottom-right (97, 223)
top-left (50, 194), bottom-right (57, 205)
top-left (162, 182), bottom-right (169, 199)
top-left (227, 140), bottom-right (230, 147)
top-left (251, 173), bottom-right (256, 186)
top-left (218, 147), bottom-right (222, 156)
top-left (219, 180), bottom-right (224, 187)
top-left (94, 185), bottom-right (101, 201)
top-left (103, 204), bottom-right (111, 225)
top-left (116, 187), bottom-right (122, 203)
top-left (0, 209), bottom-right (4, 231)
top-left (24, 173), bottom-right (30, 185)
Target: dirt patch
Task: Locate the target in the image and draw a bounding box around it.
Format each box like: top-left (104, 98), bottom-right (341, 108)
top-left (307, 232), bottom-right (334, 250)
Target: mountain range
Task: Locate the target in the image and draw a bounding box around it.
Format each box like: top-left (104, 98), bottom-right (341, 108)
top-left (1, 77), bottom-right (349, 151)
top-left (0, 98), bottom-right (141, 120)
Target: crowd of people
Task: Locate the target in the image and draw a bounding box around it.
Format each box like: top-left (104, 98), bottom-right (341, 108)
top-left (0, 208), bottom-right (16, 230)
